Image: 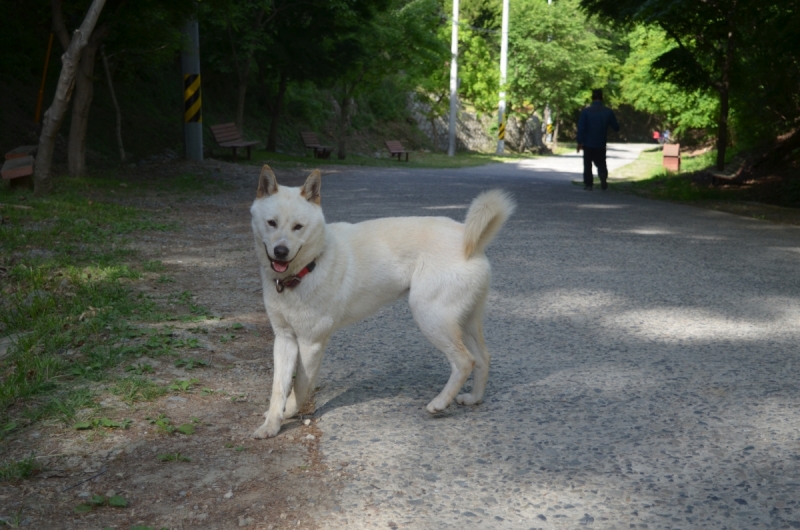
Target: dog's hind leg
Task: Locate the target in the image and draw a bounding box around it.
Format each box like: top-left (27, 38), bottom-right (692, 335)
top-left (254, 329), bottom-right (298, 439)
top-left (457, 312), bottom-right (490, 406)
top-left (284, 338), bottom-right (328, 419)
top-left (410, 298), bottom-right (476, 413)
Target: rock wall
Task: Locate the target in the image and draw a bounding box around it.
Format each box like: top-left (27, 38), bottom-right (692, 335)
top-left (408, 97), bottom-right (548, 154)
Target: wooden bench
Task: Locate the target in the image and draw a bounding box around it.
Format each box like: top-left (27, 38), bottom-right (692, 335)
top-left (300, 132), bottom-right (332, 159)
top-left (385, 140), bottom-right (409, 161)
top-left (662, 143), bottom-right (680, 172)
top-left (209, 123), bottom-right (259, 162)
top-left (2, 146), bottom-right (36, 189)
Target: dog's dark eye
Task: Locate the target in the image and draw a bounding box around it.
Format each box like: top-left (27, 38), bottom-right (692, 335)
top-left (267, 220), bottom-right (277, 227)
top-left (293, 224), bottom-right (303, 231)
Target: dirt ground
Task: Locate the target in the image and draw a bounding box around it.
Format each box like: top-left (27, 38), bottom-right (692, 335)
top-left (2, 154), bottom-right (799, 529)
top-left (0, 160), bottom-right (347, 529)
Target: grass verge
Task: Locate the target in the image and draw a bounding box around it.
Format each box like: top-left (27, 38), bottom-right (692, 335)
top-left (608, 147), bottom-right (800, 223)
top-left (0, 172), bottom-right (219, 444)
top-left (245, 149), bottom-right (540, 170)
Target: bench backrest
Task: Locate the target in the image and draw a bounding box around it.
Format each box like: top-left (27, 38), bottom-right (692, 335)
top-left (385, 140), bottom-right (405, 152)
top-left (300, 132), bottom-right (322, 147)
top-left (663, 143), bottom-right (680, 157)
top-left (210, 123), bottom-right (244, 144)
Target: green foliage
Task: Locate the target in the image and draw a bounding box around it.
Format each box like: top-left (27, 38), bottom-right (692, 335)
top-left (73, 417), bottom-right (132, 430)
top-left (158, 452), bottom-right (191, 462)
top-left (507, 0), bottom-right (613, 120)
top-left (0, 174), bottom-right (224, 437)
top-left (581, 0), bottom-right (800, 166)
top-left (0, 454), bottom-right (39, 482)
top-left (618, 26), bottom-right (717, 134)
top-left (459, 29), bottom-right (501, 115)
top-left (168, 378), bottom-right (200, 393)
top-left (330, 0), bottom-right (448, 156)
top-left (110, 376), bottom-right (167, 405)
top-left (147, 414), bottom-right (196, 436)
top-left (73, 493), bottom-right (128, 514)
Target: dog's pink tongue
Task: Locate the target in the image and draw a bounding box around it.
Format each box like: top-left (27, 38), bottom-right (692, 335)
top-left (272, 261), bottom-right (289, 273)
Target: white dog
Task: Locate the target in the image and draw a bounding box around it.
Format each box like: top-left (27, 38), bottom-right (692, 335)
top-left (250, 166), bottom-right (515, 438)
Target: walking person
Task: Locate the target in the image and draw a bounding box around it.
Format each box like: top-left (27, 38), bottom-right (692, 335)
top-left (577, 89), bottom-right (620, 190)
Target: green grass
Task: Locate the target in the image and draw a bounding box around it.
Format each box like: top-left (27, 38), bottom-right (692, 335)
top-left (0, 174), bottom-right (216, 439)
top-left (246, 149), bottom-right (539, 170)
top-left (0, 453), bottom-right (39, 482)
top-left (610, 147), bottom-right (742, 202)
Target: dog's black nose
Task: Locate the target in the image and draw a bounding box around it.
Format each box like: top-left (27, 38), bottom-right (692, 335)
top-left (273, 245), bottom-right (289, 260)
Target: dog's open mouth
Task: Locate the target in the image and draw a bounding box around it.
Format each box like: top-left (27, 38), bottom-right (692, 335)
top-left (269, 258), bottom-right (291, 273)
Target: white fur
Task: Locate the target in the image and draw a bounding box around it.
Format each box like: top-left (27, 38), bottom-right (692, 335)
top-left (250, 166), bottom-right (515, 438)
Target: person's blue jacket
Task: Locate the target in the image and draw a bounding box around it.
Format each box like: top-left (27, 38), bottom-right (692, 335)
top-left (576, 101), bottom-right (619, 148)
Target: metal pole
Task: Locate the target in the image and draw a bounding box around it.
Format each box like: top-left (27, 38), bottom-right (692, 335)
top-left (496, 0), bottom-right (509, 154)
top-left (447, 0), bottom-right (459, 157)
top-left (544, 0), bottom-right (553, 144)
top-left (181, 18), bottom-right (203, 162)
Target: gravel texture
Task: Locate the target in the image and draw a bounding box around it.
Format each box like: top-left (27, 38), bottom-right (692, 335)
top-left (294, 145), bottom-right (800, 529)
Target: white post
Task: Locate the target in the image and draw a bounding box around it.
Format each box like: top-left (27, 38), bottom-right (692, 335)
top-left (447, 0), bottom-right (459, 157)
top-left (496, 0), bottom-right (509, 154)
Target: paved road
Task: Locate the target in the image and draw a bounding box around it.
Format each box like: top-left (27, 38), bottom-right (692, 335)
top-left (302, 144), bottom-right (800, 529)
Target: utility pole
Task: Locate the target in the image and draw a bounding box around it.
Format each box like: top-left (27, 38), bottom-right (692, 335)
top-left (181, 18), bottom-right (203, 162)
top-left (447, 0), bottom-right (459, 157)
top-left (544, 0), bottom-right (553, 144)
top-left (496, 0), bottom-right (510, 154)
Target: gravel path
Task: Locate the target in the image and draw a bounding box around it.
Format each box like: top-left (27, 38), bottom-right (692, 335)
top-left (296, 144), bottom-right (800, 529)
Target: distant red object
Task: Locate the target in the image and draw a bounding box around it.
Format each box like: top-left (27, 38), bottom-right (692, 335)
top-left (652, 130), bottom-right (661, 143)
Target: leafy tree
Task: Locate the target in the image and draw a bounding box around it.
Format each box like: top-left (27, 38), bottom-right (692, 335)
top-left (507, 0), bottom-right (613, 134)
top-left (330, 0), bottom-right (446, 158)
top-left (35, 0), bottom-right (107, 195)
top-left (618, 26), bottom-right (717, 135)
top-left (199, 0), bottom-right (273, 132)
top-left (51, 0), bottom-right (192, 177)
top-left (458, 28), bottom-right (500, 115)
top-left (579, 0), bottom-right (790, 169)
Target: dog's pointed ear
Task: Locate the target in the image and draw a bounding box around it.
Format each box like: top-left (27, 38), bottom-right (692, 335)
top-left (300, 169), bottom-right (322, 205)
top-left (257, 165), bottom-right (279, 198)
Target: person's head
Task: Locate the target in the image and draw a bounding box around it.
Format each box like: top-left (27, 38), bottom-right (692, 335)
top-left (591, 89), bottom-right (603, 101)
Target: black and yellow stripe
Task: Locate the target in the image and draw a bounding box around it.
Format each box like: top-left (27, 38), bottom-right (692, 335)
top-left (498, 121), bottom-right (506, 140)
top-left (183, 74), bottom-right (202, 123)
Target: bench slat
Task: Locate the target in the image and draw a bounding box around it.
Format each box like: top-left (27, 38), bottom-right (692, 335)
top-left (299, 132), bottom-right (332, 159)
top-left (5, 145), bottom-right (37, 160)
top-left (385, 140), bottom-right (409, 161)
top-left (2, 156), bottom-right (34, 179)
top-left (210, 123), bottom-right (260, 162)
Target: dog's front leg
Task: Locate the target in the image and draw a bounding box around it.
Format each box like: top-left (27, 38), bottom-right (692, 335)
top-left (254, 330), bottom-right (298, 439)
top-left (284, 338), bottom-right (329, 419)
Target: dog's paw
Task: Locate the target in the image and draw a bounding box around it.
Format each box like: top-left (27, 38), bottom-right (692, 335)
top-left (252, 418), bottom-right (281, 439)
top-left (426, 399), bottom-right (448, 414)
top-left (456, 393), bottom-right (481, 406)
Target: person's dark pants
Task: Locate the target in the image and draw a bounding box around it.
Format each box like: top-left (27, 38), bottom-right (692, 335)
top-left (583, 147), bottom-right (608, 187)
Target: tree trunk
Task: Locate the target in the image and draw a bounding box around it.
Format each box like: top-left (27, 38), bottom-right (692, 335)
top-left (552, 109), bottom-right (559, 150)
top-left (337, 95), bottom-right (353, 160)
top-left (101, 45), bottom-right (125, 162)
top-left (230, 9), bottom-right (266, 132)
top-left (235, 76), bottom-right (249, 133)
top-left (266, 71), bottom-right (288, 152)
top-left (68, 26), bottom-right (107, 176)
top-left (35, 0), bottom-right (107, 196)
top-left (716, 7), bottom-right (736, 171)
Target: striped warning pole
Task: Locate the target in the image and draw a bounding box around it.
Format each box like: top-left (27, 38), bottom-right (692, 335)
top-left (181, 19), bottom-right (203, 162)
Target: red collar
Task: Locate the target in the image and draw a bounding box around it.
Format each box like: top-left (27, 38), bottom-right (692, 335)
top-left (274, 261), bottom-right (316, 293)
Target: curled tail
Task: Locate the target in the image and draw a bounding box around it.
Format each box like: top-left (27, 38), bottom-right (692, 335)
top-left (463, 189), bottom-right (516, 258)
